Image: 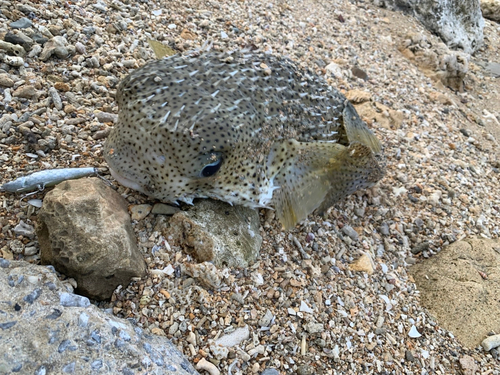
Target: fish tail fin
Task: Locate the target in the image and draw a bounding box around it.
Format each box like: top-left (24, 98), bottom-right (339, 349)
top-left (342, 100), bottom-right (382, 153)
top-left (272, 141), bottom-right (384, 229)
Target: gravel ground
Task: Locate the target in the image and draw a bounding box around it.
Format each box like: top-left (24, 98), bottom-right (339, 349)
top-left (1, 0), bottom-right (500, 374)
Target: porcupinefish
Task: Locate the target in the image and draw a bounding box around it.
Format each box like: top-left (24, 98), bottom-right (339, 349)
top-left (104, 51), bottom-right (385, 229)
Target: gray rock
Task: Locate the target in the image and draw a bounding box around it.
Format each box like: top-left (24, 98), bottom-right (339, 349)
top-left (59, 292), bottom-right (90, 307)
top-left (152, 202), bottom-right (181, 215)
top-left (48, 87), bottom-right (63, 110)
top-left (411, 241), bottom-right (430, 254)
top-left (0, 260), bottom-right (198, 374)
top-left (485, 62), bottom-right (500, 78)
top-left (13, 220), bottom-right (35, 239)
top-left (17, 3), bottom-right (39, 15)
top-left (32, 34), bottom-right (48, 45)
top-left (75, 41), bottom-right (86, 54)
top-left (9, 17), bottom-right (33, 29)
top-left (96, 111), bottom-right (118, 123)
top-left (37, 178), bottom-right (146, 300)
top-left (374, 0), bottom-right (484, 54)
top-left (258, 309), bottom-right (274, 327)
top-left (379, 222), bottom-right (390, 236)
top-left (304, 321), bottom-right (324, 334)
top-left (342, 225), bottom-right (359, 241)
top-left (261, 370), bottom-right (280, 375)
top-left (4, 32), bottom-right (33, 51)
top-left (164, 199), bottom-right (262, 268)
top-left (297, 365), bottom-right (313, 375)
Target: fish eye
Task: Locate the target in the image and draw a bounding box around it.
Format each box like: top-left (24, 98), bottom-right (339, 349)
top-left (200, 152), bottom-right (223, 177)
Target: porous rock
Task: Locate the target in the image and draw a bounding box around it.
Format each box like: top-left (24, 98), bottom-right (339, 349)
top-left (164, 199), bottom-right (262, 268)
top-left (0, 260), bottom-right (198, 375)
top-left (409, 238), bottom-right (500, 348)
top-left (36, 178), bottom-right (146, 300)
top-left (354, 101), bottom-right (404, 129)
top-left (398, 33), bottom-right (469, 92)
top-left (481, 0), bottom-right (500, 22)
top-left (373, 0), bottom-right (484, 54)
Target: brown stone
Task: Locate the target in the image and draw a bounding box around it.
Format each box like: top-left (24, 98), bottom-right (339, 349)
top-left (12, 85), bottom-right (38, 99)
top-left (345, 89), bottom-right (372, 104)
top-left (349, 254), bottom-right (374, 274)
top-left (180, 29), bottom-right (197, 40)
top-left (354, 101), bottom-right (404, 129)
top-left (0, 73), bottom-right (14, 88)
top-left (36, 178), bottom-right (146, 300)
top-left (409, 238), bottom-right (500, 348)
top-left (428, 91), bottom-right (453, 105)
top-left (64, 104), bottom-right (77, 114)
top-left (54, 81), bottom-right (70, 92)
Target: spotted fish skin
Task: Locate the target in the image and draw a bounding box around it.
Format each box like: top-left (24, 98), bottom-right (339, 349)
top-left (105, 51), bottom-right (384, 228)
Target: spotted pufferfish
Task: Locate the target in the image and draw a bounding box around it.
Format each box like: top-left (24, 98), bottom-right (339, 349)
top-left (104, 50), bottom-right (385, 229)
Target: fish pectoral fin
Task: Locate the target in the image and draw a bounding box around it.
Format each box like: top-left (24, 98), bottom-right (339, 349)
top-left (316, 142), bottom-right (385, 214)
top-left (271, 141), bottom-right (345, 230)
top-left (272, 141), bottom-right (384, 230)
top-left (342, 100), bottom-right (382, 153)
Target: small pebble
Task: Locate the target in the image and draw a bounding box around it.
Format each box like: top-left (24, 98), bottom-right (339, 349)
top-left (10, 18), bottom-right (33, 29)
top-left (48, 87), bottom-right (63, 110)
top-left (408, 325), bottom-right (422, 338)
top-left (215, 326), bottom-right (250, 347)
top-left (13, 221), bottom-right (35, 238)
top-left (0, 73), bottom-right (15, 87)
top-left (481, 334), bottom-right (500, 351)
top-left (342, 225), bottom-right (359, 241)
top-left (411, 242), bottom-right (430, 254)
top-left (129, 204), bottom-right (152, 221)
top-left (195, 358), bottom-right (220, 375)
top-left (261, 370), bottom-right (279, 375)
top-left (96, 112), bottom-right (117, 123)
top-left (299, 301), bottom-right (314, 313)
top-left (3, 56), bottom-right (24, 67)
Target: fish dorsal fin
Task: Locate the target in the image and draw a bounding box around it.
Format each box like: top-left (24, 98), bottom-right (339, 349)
top-left (271, 140), bottom-right (384, 229)
top-left (342, 100), bottom-right (382, 153)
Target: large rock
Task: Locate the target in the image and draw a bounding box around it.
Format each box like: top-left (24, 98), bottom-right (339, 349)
top-left (163, 199), bottom-right (262, 268)
top-left (374, 0), bottom-right (485, 54)
top-left (0, 259), bottom-right (198, 375)
top-left (398, 33), bottom-right (469, 91)
top-left (409, 238), bottom-right (500, 348)
top-left (481, 0), bottom-right (500, 22)
top-left (37, 178), bottom-right (146, 300)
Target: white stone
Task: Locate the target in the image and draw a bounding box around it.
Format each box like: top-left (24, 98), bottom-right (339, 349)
top-left (215, 326), bottom-right (250, 347)
top-left (299, 301), bottom-right (314, 314)
top-left (325, 62), bottom-right (343, 78)
top-left (481, 334), bottom-right (500, 351)
top-left (408, 325), bottom-right (422, 338)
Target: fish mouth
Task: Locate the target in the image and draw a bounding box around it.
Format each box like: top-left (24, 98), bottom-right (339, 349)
top-left (108, 167), bottom-right (148, 195)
